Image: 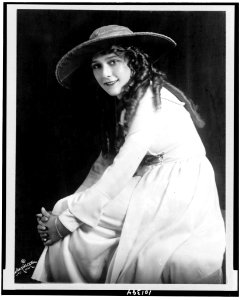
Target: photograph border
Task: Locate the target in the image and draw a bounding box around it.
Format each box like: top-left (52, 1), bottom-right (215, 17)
top-left (2, 1), bottom-right (239, 296)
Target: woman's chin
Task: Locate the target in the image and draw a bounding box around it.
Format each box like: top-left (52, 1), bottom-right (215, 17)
top-left (105, 89), bottom-right (122, 97)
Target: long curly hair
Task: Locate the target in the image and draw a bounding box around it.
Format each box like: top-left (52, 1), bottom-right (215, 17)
top-left (95, 45), bottom-right (205, 157)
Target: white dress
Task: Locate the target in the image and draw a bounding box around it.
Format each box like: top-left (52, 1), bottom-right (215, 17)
top-left (32, 87), bottom-right (225, 283)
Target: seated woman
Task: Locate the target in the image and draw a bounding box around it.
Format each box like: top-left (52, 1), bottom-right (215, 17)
top-left (32, 25), bottom-right (225, 284)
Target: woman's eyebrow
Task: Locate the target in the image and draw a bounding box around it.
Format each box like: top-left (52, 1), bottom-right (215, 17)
top-left (105, 54), bottom-right (119, 59)
top-left (92, 54), bottom-right (119, 63)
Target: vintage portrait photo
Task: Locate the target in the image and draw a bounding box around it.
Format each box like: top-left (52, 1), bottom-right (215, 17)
top-left (2, 2), bottom-right (238, 296)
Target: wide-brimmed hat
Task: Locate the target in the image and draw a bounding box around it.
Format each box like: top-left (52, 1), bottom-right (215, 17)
top-left (56, 24), bottom-right (176, 89)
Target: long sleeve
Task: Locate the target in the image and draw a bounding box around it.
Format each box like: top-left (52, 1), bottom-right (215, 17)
top-left (59, 88), bottom-right (155, 230)
top-left (58, 153), bottom-right (111, 231)
top-left (74, 152), bottom-right (111, 193)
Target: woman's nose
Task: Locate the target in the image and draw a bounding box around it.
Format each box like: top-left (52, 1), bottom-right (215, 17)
top-left (102, 64), bottom-right (112, 77)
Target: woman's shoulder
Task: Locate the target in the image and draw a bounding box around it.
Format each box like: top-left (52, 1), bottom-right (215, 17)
top-left (161, 87), bottom-right (185, 107)
top-left (137, 85), bottom-right (185, 116)
top-left (137, 86), bottom-right (156, 112)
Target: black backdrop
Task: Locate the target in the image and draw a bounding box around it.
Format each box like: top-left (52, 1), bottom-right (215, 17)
top-left (15, 8), bottom-right (225, 282)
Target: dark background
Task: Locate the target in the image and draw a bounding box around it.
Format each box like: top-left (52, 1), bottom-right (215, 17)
top-left (15, 8), bottom-right (225, 282)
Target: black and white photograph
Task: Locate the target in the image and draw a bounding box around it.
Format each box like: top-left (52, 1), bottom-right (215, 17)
top-left (2, 2), bottom-right (238, 296)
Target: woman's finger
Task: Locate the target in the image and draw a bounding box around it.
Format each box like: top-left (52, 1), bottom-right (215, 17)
top-left (37, 224), bottom-right (47, 231)
top-left (36, 214), bottom-right (43, 223)
top-left (41, 207), bottom-right (51, 218)
top-left (44, 239), bottom-right (53, 246)
top-left (42, 237), bottom-right (48, 243)
top-left (41, 216), bottom-right (49, 222)
top-left (39, 232), bottom-right (48, 237)
top-left (37, 219), bottom-right (47, 227)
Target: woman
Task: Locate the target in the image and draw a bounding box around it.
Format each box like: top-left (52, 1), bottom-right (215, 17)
top-left (32, 25), bottom-right (225, 283)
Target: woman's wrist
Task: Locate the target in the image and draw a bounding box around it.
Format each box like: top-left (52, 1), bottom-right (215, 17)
top-left (55, 216), bottom-right (71, 238)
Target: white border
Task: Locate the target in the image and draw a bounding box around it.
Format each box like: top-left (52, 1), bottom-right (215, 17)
top-left (3, 2), bottom-right (237, 293)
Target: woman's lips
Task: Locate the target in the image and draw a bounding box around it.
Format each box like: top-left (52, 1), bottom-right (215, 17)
top-left (104, 80), bottom-right (118, 86)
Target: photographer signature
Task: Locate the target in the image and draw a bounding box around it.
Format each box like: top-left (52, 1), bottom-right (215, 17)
top-left (15, 259), bottom-right (37, 276)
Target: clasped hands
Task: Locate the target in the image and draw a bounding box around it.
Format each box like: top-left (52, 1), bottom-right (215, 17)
top-left (36, 207), bottom-right (70, 246)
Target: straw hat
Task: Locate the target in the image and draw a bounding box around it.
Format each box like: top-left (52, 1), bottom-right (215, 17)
top-left (56, 25), bottom-right (176, 88)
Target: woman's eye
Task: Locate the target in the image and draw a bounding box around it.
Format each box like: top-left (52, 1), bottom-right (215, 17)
top-left (91, 64), bottom-right (100, 70)
top-left (109, 59), bottom-right (118, 65)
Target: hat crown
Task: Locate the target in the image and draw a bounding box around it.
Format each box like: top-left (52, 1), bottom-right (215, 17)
top-left (89, 25), bottom-right (133, 40)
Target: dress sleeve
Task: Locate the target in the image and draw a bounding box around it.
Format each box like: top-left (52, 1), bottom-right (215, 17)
top-left (59, 88), bottom-right (155, 230)
top-left (74, 152), bottom-right (111, 193)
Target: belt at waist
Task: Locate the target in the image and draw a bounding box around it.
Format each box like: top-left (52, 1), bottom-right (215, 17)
top-left (136, 152), bottom-right (206, 176)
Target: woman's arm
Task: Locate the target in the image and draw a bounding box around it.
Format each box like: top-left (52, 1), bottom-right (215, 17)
top-left (58, 88), bottom-right (155, 230)
top-left (74, 152), bottom-right (112, 193)
top-left (36, 152), bottom-right (112, 243)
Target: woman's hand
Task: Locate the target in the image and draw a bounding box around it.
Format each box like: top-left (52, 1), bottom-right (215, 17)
top-left (37, 207), bottom-right (60, 246)
top-left (36, 207), bottom-right (51, 244)
top-left (36, 207), bottom-right (71, 246)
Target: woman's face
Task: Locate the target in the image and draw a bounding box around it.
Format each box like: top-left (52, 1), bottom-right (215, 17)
top-left (91, 53), bottom-right (132, 98)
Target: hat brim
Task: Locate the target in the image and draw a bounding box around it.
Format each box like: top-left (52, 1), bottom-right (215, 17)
top-left (56, 32), bottom-right (176, 89)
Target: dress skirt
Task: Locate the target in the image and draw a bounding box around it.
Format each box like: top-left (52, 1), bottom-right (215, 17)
top-left (32, 155), bottom-right (225, 284)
